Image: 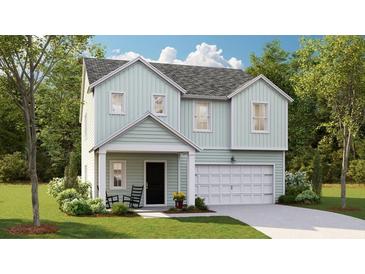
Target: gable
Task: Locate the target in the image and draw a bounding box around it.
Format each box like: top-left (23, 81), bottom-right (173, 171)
top-left (89, 57), bottom-right (186, 94)
top-left (92, 113), bottom-right (201, 151)
top-left (228, 75), bottom-right (293, 102)
top-left (113, 117), bottom-right (184, 145)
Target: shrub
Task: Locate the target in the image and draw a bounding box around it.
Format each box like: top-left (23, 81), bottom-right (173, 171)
top-left (48, 177), bottom-right (90, 199)
top-left (62, 198), bottom-right (92, 216)
top-left (48, 177), bottom-right (66, 198)
top-left (285, 171), bottom-right (311, 196)
top-left (348, 160), bottom-right (365, 183)
top-left (187, 205), bottom-right (196, 211)
top-left (295, 190), bottom-right (320, 204)
top-left (195, 197), bottom-right (208, 210)
top-left (56, 188), bottom-right (81, 208)
top-left (0, 152), bottom-right (27, 182)
top-left (278, 195), bottom-right (297, 204)
top-left (112, 203), bottom-right (130, 216)
top-left (311, 150), bottom-right (323, 196)
top-left (87, 198), bottom-right (107, 214)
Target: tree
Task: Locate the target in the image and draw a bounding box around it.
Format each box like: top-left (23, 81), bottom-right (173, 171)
top-left (293, 36), bottom-right (365, 208)
top-left (36, 44), bottom-right (104, 178)
top-left (311, 149), bottom-right (322, 196)
top-left (0, 35), bottom-right (90, 226)
top-left (246, 40), bottom-right (323, 174)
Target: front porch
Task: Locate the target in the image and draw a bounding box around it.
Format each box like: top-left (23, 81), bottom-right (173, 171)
top-left (97, 151), bottom-right (196, 207)
top-left (92, 113), bottom-right (201, 206)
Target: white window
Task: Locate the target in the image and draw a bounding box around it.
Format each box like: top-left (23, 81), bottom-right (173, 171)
top-left (110, 92), bottom-right (125, 114)
top-left (152, 94), bottom-right (167, 116)
top-left (194, 101), bottom-right (212, 132)
top-left (252, 102), bottom-right (269, 132)
top-left (84, 113), bottom-right (87, 140)
top-left (109, 160), bottom-right (127, 189)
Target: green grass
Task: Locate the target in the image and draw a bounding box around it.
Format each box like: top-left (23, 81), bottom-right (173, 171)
top-left (0, 184), bottom-right (268, 239)
top-left (297, 184), bottom-right (365, 220)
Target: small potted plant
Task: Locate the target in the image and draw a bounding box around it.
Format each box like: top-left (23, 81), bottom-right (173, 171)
top-left (172, 192), bottom-right (185, 209)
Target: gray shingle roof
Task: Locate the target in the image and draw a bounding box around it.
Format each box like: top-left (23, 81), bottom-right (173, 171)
top-left (84, 57), bottom-right (254, 97)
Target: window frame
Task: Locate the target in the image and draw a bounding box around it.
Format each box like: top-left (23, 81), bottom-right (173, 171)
top-left (109, 91), bottom-right (126, 115)
top-left (251, 101), bottom-right (270, 133)
top-left (151, 94), bottom-right (167, 117)
top-left (109, 160), bottom-right (127, 190)
top-left (193, 100), bottom-right (212, 132)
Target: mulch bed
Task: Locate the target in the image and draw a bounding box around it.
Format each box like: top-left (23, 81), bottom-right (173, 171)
top-left (7, 224), bottom-right (59, 235)
top-left (328, 207), bottom-right (361, 212)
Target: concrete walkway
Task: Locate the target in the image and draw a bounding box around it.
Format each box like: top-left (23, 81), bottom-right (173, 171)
top-left (210, 204), bottom-right (365, 239)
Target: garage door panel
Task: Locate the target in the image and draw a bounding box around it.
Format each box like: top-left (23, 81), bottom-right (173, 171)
top-left (195, 165), bottom-right (274, 205)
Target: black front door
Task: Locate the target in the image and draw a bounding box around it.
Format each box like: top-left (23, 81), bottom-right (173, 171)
top-left (146, 162), bottom-right (165, 205)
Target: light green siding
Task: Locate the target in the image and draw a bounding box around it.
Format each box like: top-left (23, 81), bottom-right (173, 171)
top-left (196, 149), bottom-right (285, 200)
top-left (180, 99), bottom-right (230, 148)
top-left (112, 117), bottom-right (183, 145)
top-left (231, 79), bottom-right (288, 149)
top-left (95, 61), bottom-right (181, 144)
top-left (106, 153), bottom-right (181, 206)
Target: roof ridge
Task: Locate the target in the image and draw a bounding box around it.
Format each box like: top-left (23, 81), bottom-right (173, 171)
top-left (83, 56), bottom-right (247, 71)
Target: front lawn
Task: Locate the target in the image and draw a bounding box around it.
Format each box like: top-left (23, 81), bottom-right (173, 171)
top-left (0, 184), bottom-right (268, 239)
top-left (296, 184), bottom-right (365, 220)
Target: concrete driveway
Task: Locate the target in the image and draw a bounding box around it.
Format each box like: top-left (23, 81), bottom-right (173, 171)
top-left (210, 204), bottom-right (365, 239)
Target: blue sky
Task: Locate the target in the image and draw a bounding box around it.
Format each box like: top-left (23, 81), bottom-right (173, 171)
top-left (93, 35), bottom-right (317, 68)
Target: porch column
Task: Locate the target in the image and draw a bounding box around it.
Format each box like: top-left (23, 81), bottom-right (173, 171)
top-left (187, 151), bottom-right (196, 206)
top-left (98, 151), bottom-right (106, 203)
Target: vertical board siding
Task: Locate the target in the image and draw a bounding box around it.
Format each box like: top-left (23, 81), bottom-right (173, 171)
top-left (232, 79), bottom-right (287, 149)
top-left (95, 62), bottom-right (180, 144)
top-left (196, 149), bottom-right (284, 200)
top-left (106, 153), bottom-right (180, 206)
top-left (112, 117), bottom-right (183, 145)
top-left (180, 99), bottom-right (230, 148)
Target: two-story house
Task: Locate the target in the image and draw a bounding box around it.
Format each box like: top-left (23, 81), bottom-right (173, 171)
top-left (80, 56), bottom-right (293, 207)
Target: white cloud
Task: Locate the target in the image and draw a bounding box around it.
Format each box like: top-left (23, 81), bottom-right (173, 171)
top-left (109, 42), bottom-right (243, 69)
top-left (110, 51), bottom-right (141, 60)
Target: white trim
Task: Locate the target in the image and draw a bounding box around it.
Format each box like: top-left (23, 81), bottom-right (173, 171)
top-left (177, 154), bottom-right (181, 192)
top-left (202, 147), bottom-right (231, 150)
top-left (285, 100), bottom-right (288, 148)
top-left (109, 91), bottom-right (126, 115)
top-left (187, 152), bottom-right (196, 206)
top-left (144, 160), bottom-right (167, 206)
top-left (177, 92), bottom-right (181, 131)
top-left (151, 93), bottom-right (167, 117)
top-left (89, 56), bottom-right (187, 94)
top-left (109, 160), bottom-right (127, 190)
top-left (283, 151), bottom-right (286, 196)
top-left (230, 98), bottom-right (234, 147)
top-left (92, 112), bottom-right (201, 152)
top-left (251, 101), bottom-right (270, 133)
top-left (193, 100), bottom-right (213, 133)
top-left (230, 146), bottom-right (288, 151)
top-left (195, 162), bottom-right (276, 204)
top-left (100, 143), bottom-right (195, 154)
top-left (227, 74), bottom-right (294, 102)
top-left (98, 152), bottom-right (106, 202)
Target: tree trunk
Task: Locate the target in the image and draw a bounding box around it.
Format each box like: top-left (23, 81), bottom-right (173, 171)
top-left (23, 94), bottom-right (40, 227)
top-left (340, 125), bottom-right (351, 209)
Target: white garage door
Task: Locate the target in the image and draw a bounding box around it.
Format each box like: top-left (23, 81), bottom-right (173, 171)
top-left (195, 165), bottom-right (274, 205)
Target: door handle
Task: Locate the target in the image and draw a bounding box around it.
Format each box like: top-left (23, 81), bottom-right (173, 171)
top-left (146, 182), bottom-right (148, 189)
